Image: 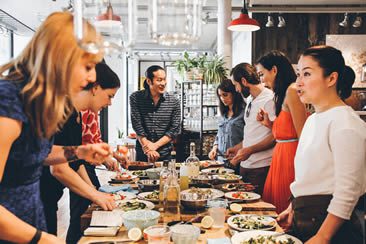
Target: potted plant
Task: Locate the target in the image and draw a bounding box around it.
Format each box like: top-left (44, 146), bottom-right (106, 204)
top-left (174, 52), bottom-right (206, 81)
top-left (203, 55), bottom-right (229, 85)
top-left (174, 52), bottom-right (228, 84)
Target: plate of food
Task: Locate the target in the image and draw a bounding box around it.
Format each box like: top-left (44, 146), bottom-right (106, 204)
top-left (130, 170), bottom-right (148, 179)
top-left (216, 183), bottom-right (256, 192)
top-left (217, 174), bottom-right (242, 182)
top-left (199, 160), bottom-right (224, 168)
top-left (201, 167), bottom-right (235, 175)
top-left (225, 191), bottom-right (261, 202)
top-left (113, 191), bottom-right (136, 200)
top-left (115, 199), bottom-right (155, 212)
top-left (127, 161), bottom-right (154, 170)
top-left (138, 191), bottom-right (160, 203)
top-left (231, 230), bottom-right (302, 244)
top-left (110, 172), bottom-right (137, 183)
top-left (228, 215), bottom-right (276, 232)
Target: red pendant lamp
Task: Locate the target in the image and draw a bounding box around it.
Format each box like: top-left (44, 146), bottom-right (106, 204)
top-left (97, 1), bottom-right (121, 22)
top-left (228, 0), bottom-right (260, 32)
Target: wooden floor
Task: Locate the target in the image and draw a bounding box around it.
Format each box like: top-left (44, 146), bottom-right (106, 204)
top-left (56, 168), bottom-right (115, 241)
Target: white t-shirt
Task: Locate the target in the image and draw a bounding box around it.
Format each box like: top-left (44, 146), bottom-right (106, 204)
top-left (240, 87), bottom-right (276, 169)
top-left (290, 106), bottom-right (366, 220)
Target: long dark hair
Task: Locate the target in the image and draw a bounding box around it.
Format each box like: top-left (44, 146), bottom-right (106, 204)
top-left (216, 79), bottom-right (244, 117)
top-left (256, 50), bottom-right (297, 116)
top-left (84, 62), bottom-right (120, 90)
top-left (143, 65), bottom-right (164, 90)
top-left (301, 45), bottom-right (354, 100)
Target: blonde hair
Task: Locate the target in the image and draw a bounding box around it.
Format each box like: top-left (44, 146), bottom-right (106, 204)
top-left (0, 12), bottom-right (103, 139)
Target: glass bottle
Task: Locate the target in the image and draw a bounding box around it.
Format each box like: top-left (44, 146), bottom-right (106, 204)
top-left (185, 142), bottom-right (200, 177)
top-left (163, 154), bottom-right (181, 222)
top-left (159, 160), bottom-right (170, 210)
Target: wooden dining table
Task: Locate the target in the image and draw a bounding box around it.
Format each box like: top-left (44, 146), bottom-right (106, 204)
top-left (79, 197), bottom-right (281, 244)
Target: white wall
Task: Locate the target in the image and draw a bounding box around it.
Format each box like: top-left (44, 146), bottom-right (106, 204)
top-left (104, 55), bottom-right (126, 144)
top-left (232, 31), bottom-right (252, 67)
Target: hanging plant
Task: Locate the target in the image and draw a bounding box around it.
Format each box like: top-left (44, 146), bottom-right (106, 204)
top-left (204, 55), bottom-right (229, 85)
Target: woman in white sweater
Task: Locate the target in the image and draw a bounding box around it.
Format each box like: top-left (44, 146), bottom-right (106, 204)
top-left (277, 45), bottom-right (365, 244)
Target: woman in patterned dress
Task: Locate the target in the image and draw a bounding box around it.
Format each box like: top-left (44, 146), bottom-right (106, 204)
top-left (0, 12), bottom-right (112, 243)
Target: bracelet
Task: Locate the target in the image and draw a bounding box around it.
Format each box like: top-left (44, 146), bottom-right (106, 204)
top-left (29, 229), bottom-right (42, 244)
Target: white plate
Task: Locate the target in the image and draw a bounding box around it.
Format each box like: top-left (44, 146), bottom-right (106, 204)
top-left (227, 214), bottom-right (276, 232)
top-left (225, 191), bottom-right (261, 201)
top-left (111, 172), bottom-right (138, 181)
top-left (115, 199), bottom-right (155, 212)
top-left (137, 191), bottom-right (160, 203)
top-left (114, 191), bottom-right (136, 200)
top-left (201, 167), bottom-right (235, 175)
top-left (217, 174), bottom-right (242, 182)
top-left (231, 230), bottom-right (303, 244)
top-left (199, 160), bottom-right (224, 168)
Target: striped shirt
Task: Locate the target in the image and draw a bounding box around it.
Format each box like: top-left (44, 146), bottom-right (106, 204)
top-left (129, 89), bottom-right (181, 159)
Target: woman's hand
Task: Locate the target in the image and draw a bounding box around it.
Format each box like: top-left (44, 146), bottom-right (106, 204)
top-left (256, 108), bottom-right (273, 129)
top-left (77, 143), bottom-right (112, 165)
top-left (276, 203), bottom-right (294, 232)
top-left (91, 191), bottom-right (116, 211)
top-left (208, 147), bottom-right (217, 160)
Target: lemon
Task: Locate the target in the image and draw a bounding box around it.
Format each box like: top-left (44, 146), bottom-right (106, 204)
top-left (230, 203), bottom-right (242, 213)
top-left (201, 216), bottom-right (214, 229)
top-left (128, 227), bottom-right (142, 241)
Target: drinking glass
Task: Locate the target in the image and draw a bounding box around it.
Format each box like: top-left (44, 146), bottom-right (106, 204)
top-left (145, 225), bottom-right (171, 244)
top-left (207, 198), bottom-right (227, 228)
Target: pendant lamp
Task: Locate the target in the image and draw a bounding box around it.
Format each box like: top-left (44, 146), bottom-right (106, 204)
top-left (228, 0), bottom-right (260, 32)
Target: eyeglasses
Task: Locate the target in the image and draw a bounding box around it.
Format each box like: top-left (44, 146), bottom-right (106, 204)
top-left (246, 101), bottom-right (252, 117)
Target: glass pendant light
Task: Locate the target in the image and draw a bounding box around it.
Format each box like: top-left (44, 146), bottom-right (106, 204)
top-left (74, 0), bottom-right (136, 54)
top-left (149, 0), bottom-right (203, 46)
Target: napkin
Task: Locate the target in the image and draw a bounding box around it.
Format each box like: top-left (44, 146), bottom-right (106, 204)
top-left (207, 237), bottom-right (231, 244)
top-left (98, 184), bottom-right (130, 193)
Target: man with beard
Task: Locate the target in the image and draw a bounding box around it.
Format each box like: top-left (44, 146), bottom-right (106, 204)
top-left (226, 63), bottom-right (276, 195)
top-left (130, 65), bottom-right (181, 163)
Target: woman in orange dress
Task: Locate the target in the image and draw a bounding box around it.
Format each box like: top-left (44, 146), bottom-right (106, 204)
top-left (256, 51), bottom-right (308, 213)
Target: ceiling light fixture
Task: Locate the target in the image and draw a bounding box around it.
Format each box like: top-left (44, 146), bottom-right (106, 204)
top-left (278, 14), bottom-right (286, 28)
top-left (265, 14), bottom-right (274, 27)
top-left (339, 13), bottom-right (349, 27)
top-left (352, 14), bottom-right (362, 28)
top-left (228, 0), bottom-right (260, 32)
top-left (96, 1), bottom-right (121, 22)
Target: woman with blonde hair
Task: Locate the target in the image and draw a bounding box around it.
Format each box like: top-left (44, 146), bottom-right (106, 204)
top-left (0, 12), bottom-right (112, 243)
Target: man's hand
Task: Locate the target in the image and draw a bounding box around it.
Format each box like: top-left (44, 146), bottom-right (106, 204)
top-left (230, 147), bottom-right (253, 166)
top-left (77, 143), bottom-right (112, 165)
top-left (112, 151), bottom-right (129, 169)
top-left (143, 141), bottom-right (159, 153)
top-left (147, 150), bottom-right (160, 163)
top-left (226, 146), bottom-right (239, 160)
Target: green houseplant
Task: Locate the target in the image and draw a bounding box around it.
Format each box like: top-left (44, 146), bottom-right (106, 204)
top-left (174, 52), bottom-right (228, 84)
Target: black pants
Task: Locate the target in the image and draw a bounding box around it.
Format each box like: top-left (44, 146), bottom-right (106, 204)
top-left (40, 167), bottom-right (65, 235)
top-left (66, 165), bottom-right (100, 244)
top-left (292, 194), bottom-right (365, 243)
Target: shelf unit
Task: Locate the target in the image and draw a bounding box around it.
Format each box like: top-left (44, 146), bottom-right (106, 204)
top-left (179, 79), bottom-right (218, 159)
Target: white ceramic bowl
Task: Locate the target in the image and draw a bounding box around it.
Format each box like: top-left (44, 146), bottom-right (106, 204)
top-left (122, 210), bottom-right (160, 231)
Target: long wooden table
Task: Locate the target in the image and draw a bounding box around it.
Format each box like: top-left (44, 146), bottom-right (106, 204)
top-left (79, 199), bottom-right (281, 243)
top-left (78, 175), bottom-right (281, 243)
